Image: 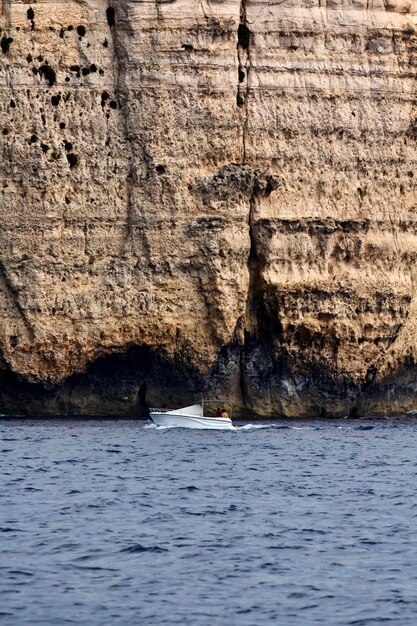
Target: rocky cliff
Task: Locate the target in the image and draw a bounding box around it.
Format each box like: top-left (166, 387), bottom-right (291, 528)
top-left (0, 0), bottom-right (416, 417)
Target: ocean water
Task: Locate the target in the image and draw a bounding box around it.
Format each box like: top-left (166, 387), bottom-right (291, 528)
top-left (1, 418), bottom-right (417, 626)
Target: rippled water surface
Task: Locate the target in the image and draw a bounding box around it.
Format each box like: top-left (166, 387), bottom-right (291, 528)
top-left (2, 418), bottom-right (417, 626)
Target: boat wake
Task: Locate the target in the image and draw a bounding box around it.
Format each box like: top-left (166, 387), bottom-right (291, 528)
top-left (145, 421), bottom-right (288, 431)
top-left (145, 421), bottom-right (317, 431)
top-left (234, 423), bottom-right (277, 431)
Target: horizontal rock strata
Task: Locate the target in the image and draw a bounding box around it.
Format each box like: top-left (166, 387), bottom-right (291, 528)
top-left (0, 0), bottom-right (417, 416)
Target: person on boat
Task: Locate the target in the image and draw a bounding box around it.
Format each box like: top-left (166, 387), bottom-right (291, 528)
top-left (219, 408), bottom-right (229, 419)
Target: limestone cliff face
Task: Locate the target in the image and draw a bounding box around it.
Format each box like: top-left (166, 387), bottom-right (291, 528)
top-left (0, 0), bottom-right (417, 416)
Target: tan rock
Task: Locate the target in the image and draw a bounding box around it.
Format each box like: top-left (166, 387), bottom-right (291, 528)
top-left (0, 0), bottom-right (416, 416)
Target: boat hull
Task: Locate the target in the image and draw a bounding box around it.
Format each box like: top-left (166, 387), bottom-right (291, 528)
top-left (150, 412), bottom-right (234, 430)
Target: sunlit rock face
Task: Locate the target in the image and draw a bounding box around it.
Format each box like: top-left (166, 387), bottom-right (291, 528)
top-left (0, 0), bottom-right (416, 416)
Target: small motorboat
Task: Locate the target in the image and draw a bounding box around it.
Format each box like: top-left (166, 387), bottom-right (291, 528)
top-left (149, 403), bottom-right (234, 430)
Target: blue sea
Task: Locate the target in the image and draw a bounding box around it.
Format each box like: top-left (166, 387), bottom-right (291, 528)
top-left (1, 418), bottom-right (417, 625)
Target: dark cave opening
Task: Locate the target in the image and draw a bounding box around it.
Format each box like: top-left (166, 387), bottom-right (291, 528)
top-left (0, 346), bottom-right (202, 417)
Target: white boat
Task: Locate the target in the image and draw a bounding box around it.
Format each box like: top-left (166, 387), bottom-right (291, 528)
top-left (149, 403), bottom-right (234, 430)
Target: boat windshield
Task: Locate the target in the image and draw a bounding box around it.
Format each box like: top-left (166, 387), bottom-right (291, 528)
top-left (166, 404), bottom-right (203, 417)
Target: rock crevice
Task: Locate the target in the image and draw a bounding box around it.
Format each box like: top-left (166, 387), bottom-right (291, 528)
top-left (237, 0), bottom-right (252, 162)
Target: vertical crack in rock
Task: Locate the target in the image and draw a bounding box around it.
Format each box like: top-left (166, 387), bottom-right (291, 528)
top-left (105, 3), bottom-right (126, 103)
top-left (1, 0), bottom-right (12, 27)
top-left (107, 3), bottom-right (153, 261)
top-left (237, 0), bottom-right (251, 164)
top-left (155, 0), bottom-right (164, 21)
top-left (236, 1), bottom-right (256, 405)
top-left (245, 184), bottom-right (260, 339)
top-left (105, 2), bottom-right (136, 247)
top-left (238, 341), bottom-right (248, 408)
top-left (244, 174), bottom-right (280, 339)
top-left (241, 172), bottom-right (280, 406)
top-left (0, 260), bottom-right (35, 340)
top-left (1, 0), bottom-right (13, 90)
top-left (239, 184), bottom-right (259, 410)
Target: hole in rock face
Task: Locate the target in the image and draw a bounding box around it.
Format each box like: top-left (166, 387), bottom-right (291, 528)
top-left (156, 164), bottom-right (166, 174)
top-left (9, 336), bottom-right (18, 348)
top-left (1, 36), bottom-right (13, 54)
top-left (101, 91), bottom-right (110, 107)
top-left (39, 64), bottom-right (56, 87)
top-left (67, 153), bottom-right (78, 168)
top-left (106, 7), bottom-right (116, 28)
top-left (181, 43), bottom-right (194, 51)
top-left (236, 94), bottom-right (245, 108)
top-left (264, 176), bottom-right (280, 197)
top-left (238, 69), bottom-right (245, 83)
top-left (238, 24), bottom-right (251, 49)
top-left (51, 94), bottom-right (61, 106)
top-left (27, 8), bottom-right (35, 21)
top-left (77, 25), bottom-right (86, 38)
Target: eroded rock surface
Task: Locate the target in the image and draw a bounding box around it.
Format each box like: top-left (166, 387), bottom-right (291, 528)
top-left (0, 0), bottom-right (417, 416)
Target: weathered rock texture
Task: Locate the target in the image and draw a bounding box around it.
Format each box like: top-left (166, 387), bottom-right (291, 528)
top-left (0, 0), bottom-right (417, 416)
